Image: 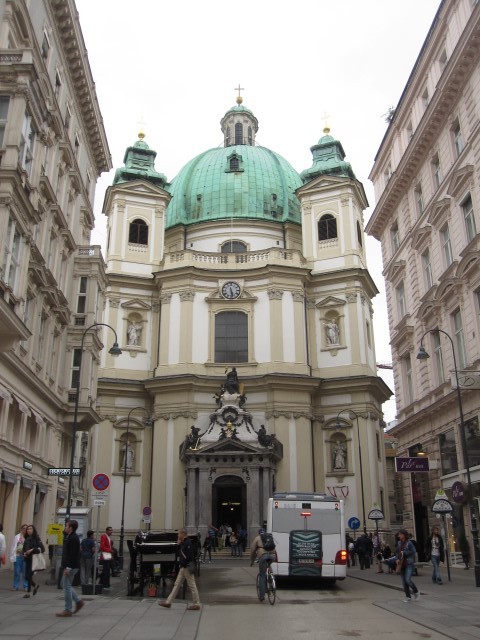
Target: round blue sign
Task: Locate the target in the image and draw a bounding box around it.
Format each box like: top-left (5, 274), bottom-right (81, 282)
top-left (348, 517), bottom-right (360, 530)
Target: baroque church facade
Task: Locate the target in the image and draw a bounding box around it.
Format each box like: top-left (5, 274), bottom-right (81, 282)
top-left (94, 97), bottom-right (391, 542)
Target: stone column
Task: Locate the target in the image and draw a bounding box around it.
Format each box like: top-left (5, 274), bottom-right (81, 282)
top-left (179, 291), bottom-right (195, 362)
top-left (186, 467), bottom-right (197, 530)
top-left (248, 466), bottom-right (261, 543)
top-left (268, 288), bottom-right (284, 362)
top-left (198, 468), bottom-right (210, 534)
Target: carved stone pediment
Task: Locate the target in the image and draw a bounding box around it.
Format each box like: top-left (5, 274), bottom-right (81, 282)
top-left (446, 164), bottom-right (474, 199)
top-left (121, 298), bottom-right (151, 310)
top-left (384, 260), bottom-right (406, 284)
top-left (316, 296), bottom-right (346, 309)
top-left (427, 197), bottom-right (451, 226)
top-left (411, 225), bottom-right (432, 250)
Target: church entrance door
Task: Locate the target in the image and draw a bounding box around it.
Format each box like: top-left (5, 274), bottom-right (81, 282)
top-left (212, 475), bottom-right (246, 530)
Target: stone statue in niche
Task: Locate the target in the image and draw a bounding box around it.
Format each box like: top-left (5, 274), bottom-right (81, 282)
top-left (121, 442), bottom-right (135, 470)
top-left (332, 440), bottom-right (347, 470)
top-left (255, 424), bottom-right (275, 447)
top-left (127, 321), bottom-right (142, 346)
top-left (325, 319), bottom-right (340, 345)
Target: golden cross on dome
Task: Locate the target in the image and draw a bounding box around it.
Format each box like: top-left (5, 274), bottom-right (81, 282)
top-left (137, 116), bottom-right (147, 139)
top-left (235, 84), bottom-right (244, 104)
top-left (321, 111), bottom-right (331, 134)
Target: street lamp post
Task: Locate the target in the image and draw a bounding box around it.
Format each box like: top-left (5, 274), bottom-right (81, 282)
top-left (65, 323), bottom-right (122, 525)
top-left (417, 328), bottom-right (480, 587)
top-left (335, 409), bottom-right (367, 535)
top-left (119, 407), bottom-right (152, 564)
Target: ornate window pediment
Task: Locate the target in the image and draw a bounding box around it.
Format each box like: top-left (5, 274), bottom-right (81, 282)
top-left (446, 164), bottom-right (474, 199)
top-left (411, 224), bottom-right (432, 251)
top-left (390, 316), bottom-right (413, 351)
top-left (385, 260), bottom-right (406, 284)
top-left (427, 197), bottom-right (451, 226)
top-left (457, 250), bottom-right (480, 278)
top-left (121, 298), bottom-right (151, 310)
top-left (316, 296), bottom-right (346, 309)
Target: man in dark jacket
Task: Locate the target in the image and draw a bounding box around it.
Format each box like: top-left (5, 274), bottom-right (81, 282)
top-left (355, 534), bottom-right (371, 570)
top-left (159, 529), bottom-right (200, 610)
top-left (56, 520), bottom-right (85, 617)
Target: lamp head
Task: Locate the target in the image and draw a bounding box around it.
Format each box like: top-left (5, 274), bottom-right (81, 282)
top-left (416, 346), bottom-right (430, 360)
top-left (109, 342), bottom-right (122, 356)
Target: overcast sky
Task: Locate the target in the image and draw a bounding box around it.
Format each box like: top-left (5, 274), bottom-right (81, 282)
top-left (76, 0), bottom-right (441, 422)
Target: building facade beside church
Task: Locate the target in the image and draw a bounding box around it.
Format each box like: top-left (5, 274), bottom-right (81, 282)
top-left (94, 96), bottom-right (391, 542)
top-left (367, 0), bottom-right (480, 562)
top-left (0, 0), bottom-right (111, 549)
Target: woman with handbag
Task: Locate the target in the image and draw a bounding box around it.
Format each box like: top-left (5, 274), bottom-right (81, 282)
top-left (396, 529), bottom-right (420, 603)
top-left (425, 525), bottom-right (445, 584)
top-left (23, 524), bottom-right (45, 598)
top-left (99, 526), bottom-right (113, 590)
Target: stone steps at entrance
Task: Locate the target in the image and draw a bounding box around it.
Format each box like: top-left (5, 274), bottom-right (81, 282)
top-left (202, 547), bottom-right (247, 559)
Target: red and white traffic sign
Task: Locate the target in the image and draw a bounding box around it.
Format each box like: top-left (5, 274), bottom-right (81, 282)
top-left (92, 473), bottom-right (110, 491)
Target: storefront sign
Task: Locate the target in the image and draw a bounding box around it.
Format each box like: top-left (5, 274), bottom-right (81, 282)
top-left (451, 481), bottom-right (467, 504)
top-left (48, 468), bottom-right (81, 476)
top-left (395, 457), bottom-right (430, 472)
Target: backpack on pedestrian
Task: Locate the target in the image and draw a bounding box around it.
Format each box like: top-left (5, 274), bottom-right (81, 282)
top-left (261, 532), bottom-right (276, 551)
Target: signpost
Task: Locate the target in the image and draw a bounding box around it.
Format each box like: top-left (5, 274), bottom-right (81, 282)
top-left (348, 517), bottom-right (360, 537)
top-left (368, 505), bottom-right (384, 546)
top-left (432, 489), bottom-right (453, 582)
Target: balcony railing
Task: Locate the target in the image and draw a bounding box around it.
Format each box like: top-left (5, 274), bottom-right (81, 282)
top-left (164, 248), bottom-right (306, 270)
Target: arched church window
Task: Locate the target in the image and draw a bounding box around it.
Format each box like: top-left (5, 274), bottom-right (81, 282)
top-left (215, 311), bottom-right (248, 363)
top-left (318, 214), bottom-right (337, 241)
top-left (221, 240), bottom-right (247, 253)
top-left (357, 221), bottom-right (363, 247)
top-left (230, 156), bottom-right (239, 172)
top-left (129, 218), bottom-right (148, 245)
top-left (235, 122), bottom-right (243, 145)
top-left (248, 126), bottom-right (252, 145)
top-left (226, 126), bottom-right (231, 146)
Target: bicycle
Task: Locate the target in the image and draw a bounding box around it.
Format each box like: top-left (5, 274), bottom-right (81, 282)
top-left (256, 557), bottom-right (276, 605)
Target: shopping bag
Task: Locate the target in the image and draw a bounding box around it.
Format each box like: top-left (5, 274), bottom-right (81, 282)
top-left (32, 553), bottom-right (46, 572)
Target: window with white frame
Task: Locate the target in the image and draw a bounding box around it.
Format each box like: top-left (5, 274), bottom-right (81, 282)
top-left (41, 29), bottom-right (50, 60)
top-left (76, 276), bottom-right (88, 314)
top-left (476, 288), bottom-right (480, 314)
top-left (391, 222), bottom-right (400, 253)
top-left (19, 112), bottom-right (35, 178)
top-left (406, 120), bottom-right (413, 141)
top-left (440, 224), bottom-right (453, 267)
top-left (74, 133), bottom-right (80, 158)
top-left (36, 315), bottom-right (46, 362)
top-left (432, 154), bottom-right (441, 189)
top-left (452, 119), bottom-right (464, 157)
top-left (414, 185), bottom-right (424, 216)
top-left (2, 216), bottom-right (21, 292)
top-left (422, 249), bottom-right (433, 289)
top-left (439, 48), bottom-right (448, 72)
top-left (71, 347), bottom-right (82, 390)
top-left (396, 281), bottom-right (406, 319)
top-left (384, 163), bottom-right (392, 183)
top-left (54, 69), bottom-right (62, 100)
top-left (432, 330), bottom-right (445, 384)
top-left (421, 87), bottom-right (429, 111)
top-left (0, 95), bottom-right (9, 147)
top-left (64, 103), bottom-right (71, 132)
top-left (452, 309), bottom-right (467, 369)
top-left (403, 354), bottom-right (413, 405)
top-left (462, 195), bottom-right (476, 243)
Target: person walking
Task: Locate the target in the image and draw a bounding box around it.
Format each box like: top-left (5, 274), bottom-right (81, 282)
top-left (9, 524), bottom-right (28, 592)
top-left (99, 526), bottom-right (113, 590)
top-left (229, 531), bottom-right (238, 556)
top-left (202, 535), bottom-right (212, 563)
top-left (0, 524), bottom-right (6, 570)
top-left (56, 520), bottom-right (85, 617)
top-left (425, 525), bottom-right (445, 585)
top-left (80, 529), bottom-right (96, 585)
top-left (355, 534), bottom-right (370, 569)
top-left (23, 524), bottom-right (45, 598)
top-left (396, 528), bottom-right (420, 603)
top-left (158, 529), bottom-right (201, 610)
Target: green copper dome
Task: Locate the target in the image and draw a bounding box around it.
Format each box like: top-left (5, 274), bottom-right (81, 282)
top-left (166, 145), bottom-right (302, 228)
top-left (164, 100), bottom-right (302, 228)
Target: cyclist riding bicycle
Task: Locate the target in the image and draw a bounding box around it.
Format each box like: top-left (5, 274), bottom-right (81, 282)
top-left (249, 528), bottom-right (276, 602)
